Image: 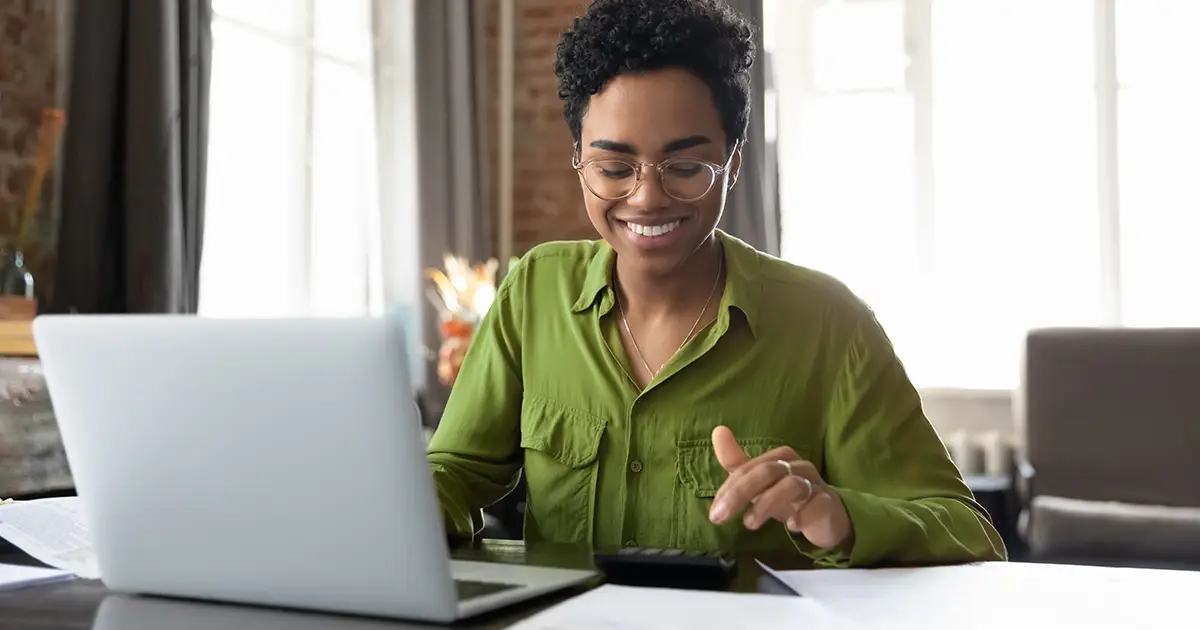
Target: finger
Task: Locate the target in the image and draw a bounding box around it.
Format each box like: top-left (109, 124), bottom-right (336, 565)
top-left (734, 445), bottom-right (801, 474)
top-left (711, 425), bottom-right (750, 472)
top-left (709, 459), bottom-right (789, 524)
top-left (744, 473), bottom-right (814, 531)
top-left (787, 491), bottom-right (839, 540)
top-left (713, 446), bottom-right (800, 505)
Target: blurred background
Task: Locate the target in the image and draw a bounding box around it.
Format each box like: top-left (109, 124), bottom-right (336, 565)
top-left (1, 0), bottom-right (1197, 568)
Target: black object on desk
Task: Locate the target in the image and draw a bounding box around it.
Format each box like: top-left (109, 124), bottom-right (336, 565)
top-left (593, 547), bottom-right (737, 591)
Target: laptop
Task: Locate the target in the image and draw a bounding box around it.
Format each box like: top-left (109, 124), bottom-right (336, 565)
top-left (32, 315), bottom-right (596, 623)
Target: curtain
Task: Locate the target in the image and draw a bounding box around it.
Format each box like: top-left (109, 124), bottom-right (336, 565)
top-left (718, 0), bottom-right (779, 256)
top-left (412, 0), bottom-right (491, 396)
top-left (51, 0), bottom-right (211, 315)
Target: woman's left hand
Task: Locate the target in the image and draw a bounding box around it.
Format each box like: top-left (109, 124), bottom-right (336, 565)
top-left (707, 425), bottom-right (854, 551)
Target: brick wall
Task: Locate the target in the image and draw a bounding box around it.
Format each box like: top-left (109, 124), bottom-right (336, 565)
top-left (481, 0), bottom-right (595, 256)
top-left (0, 0), bottom-right (63, 301)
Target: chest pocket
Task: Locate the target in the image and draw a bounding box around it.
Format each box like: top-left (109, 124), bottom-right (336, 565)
top-left (674, 437), bottom-right (815, 551)
top-left (520, 395), bottom-right (607, 544)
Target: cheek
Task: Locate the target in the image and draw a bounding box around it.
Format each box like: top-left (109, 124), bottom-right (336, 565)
top-left (695, 194), bottom-right (725, 223)
top-left (582, 194), bottom-right (616, 223)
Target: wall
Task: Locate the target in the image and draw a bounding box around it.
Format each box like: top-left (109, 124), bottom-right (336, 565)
top-left (0, 0), bottom-right (64, 302)
top-left (480, 0), bottom-right (595, 256)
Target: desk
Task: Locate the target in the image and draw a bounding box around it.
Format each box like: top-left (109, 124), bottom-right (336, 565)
top-left (0, 540), bottom-right (802, 630)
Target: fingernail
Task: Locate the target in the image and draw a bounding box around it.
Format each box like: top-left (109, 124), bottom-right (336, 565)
top-left (787, 516), bottom-right (802, 533)
top-left (709, 501), bottom-right (728, 523)
top-left (744, 513), bottom-right (759, 530)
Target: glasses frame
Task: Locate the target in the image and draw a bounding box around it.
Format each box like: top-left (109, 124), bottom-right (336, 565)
top-left (571, 143), bottom-right (739, 203)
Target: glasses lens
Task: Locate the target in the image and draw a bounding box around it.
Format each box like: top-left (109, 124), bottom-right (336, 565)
top-left (660, 159), bottom-right (717, 201)
top-left (581, 160), bottom-right (638, 200)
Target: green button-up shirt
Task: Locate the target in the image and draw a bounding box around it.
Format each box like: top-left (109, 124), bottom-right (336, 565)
top-left (427, 231), bottom-right (1006, 567)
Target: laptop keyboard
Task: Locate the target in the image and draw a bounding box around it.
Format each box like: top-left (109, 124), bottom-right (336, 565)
top-left (454, 579), bottom-right (521, 601)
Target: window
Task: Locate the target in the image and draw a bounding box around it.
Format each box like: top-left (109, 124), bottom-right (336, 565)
top-left (770, 0), bottom-right (1199, 390)
top-left (201, 0), bottom-right (382, 317)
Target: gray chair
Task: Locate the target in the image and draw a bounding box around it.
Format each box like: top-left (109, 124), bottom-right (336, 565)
top-left (1016, 328), bottom-right (1200, 569)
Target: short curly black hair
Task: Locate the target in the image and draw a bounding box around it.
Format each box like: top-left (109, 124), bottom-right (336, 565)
top-left (554, 0), bottom-right (756, 153)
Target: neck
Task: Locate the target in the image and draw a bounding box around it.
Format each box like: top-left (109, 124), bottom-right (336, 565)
top-left (614, 234), bottom-right (724, 321)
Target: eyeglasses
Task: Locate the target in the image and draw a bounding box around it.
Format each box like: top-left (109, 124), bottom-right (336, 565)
top-left (571, 147), bottom-right (736, 203)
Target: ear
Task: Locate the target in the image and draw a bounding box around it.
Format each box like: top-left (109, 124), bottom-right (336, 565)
top-left (727, 143), bottom-right (744, 189)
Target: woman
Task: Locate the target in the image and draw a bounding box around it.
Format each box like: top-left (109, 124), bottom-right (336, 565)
top-left (427, 0), bottom-right (1005, 567)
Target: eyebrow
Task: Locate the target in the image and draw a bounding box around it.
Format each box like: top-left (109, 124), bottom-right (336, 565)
top-left (588, 134), bottom-right (713, 155)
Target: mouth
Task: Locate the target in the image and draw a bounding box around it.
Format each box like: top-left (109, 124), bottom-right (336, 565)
top-left (613, 217), bottom-right (687, 251)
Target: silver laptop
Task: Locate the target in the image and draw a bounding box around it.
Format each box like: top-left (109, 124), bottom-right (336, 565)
top-left (33, 315), bottom-right (595, 623)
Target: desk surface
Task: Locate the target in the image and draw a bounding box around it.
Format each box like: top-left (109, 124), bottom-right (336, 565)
top-left (0, 540), bottom-right (804, 630)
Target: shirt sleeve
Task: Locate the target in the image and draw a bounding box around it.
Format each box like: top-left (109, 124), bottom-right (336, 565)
top-left (791, 308), bottom-right (1008, 567)
top-left (426, 265), bottom-right (526, 538)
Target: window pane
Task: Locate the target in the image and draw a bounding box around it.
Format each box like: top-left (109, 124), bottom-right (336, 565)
top-left (1116, 1), bottom-right (1200, 326)
top-left (811, 1), bottom-right (905, 91)
top-left (933, 0), bottom-right (1095, 90)
top-left (201, 21), bottom-right (307, 317)
top-left (779, 93), bottom-right (919, 352)
top-left (310, 58), bottom-right (376, 316)
top-left (926, 0), bottom-right (1100, 388)
top-left (212, 0), bottom-right (305, 38)
top-left (314, 0), bottom-right (373, 62)
top-left (1116, 0), bottom-right (1200, 88)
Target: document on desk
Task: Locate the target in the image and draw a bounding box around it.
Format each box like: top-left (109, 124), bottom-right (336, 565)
top-left (771, 561), bottom-right (1200, 629)
top-left (506, 584), bottom-right (855, 630)
top-left (0, 563), bottom-right (75, 592)
top-left (0, 496), bottom-right (100, 579)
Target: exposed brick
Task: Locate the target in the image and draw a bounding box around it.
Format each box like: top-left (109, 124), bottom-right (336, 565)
top-left (479, 0), bottom-right (597, 256)
top-left (0, 0), bottom-right (62, 302)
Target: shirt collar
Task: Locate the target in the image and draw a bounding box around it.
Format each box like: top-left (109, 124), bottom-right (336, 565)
top-left (570, 230), bottom-right (762, 337)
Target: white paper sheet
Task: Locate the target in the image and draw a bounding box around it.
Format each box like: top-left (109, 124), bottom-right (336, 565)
top-left (507, 583), bottom-right (856, 630)
top-left (772, 561), bottom-right (1200, 629)
top-left (0, 496), bottom-right (100, 579)
top-left (0, 563), bottom-right (75, 592)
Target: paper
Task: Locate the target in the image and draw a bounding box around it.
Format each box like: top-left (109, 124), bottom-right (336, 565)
top-left (0, 496), bottom-right (100, 579)
top-left (772, 561), bottom-right (1200, 629)
top-left (0, 563), bottom-right (75, 592)
top-left (507, 583), bottom-right (855, 630)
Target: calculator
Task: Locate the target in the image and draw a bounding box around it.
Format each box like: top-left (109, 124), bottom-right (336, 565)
top-left (592, 547), bottom-right (737, 590)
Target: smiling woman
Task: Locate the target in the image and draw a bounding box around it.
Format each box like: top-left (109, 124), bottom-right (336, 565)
top-left (426, 0), bottom-right (1005, 569)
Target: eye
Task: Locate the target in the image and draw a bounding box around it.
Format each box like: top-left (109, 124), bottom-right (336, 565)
top-left (664, 160), bottom-right (705, 178)
top-left (595, 162), bottom-right (636, 179)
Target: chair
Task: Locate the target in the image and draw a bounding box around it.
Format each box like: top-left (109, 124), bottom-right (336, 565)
top-left (1016, 328), bottom-right (1200, 569)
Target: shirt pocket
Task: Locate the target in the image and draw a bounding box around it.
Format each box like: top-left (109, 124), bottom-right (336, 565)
top-left (674, 438), bottom-right (803, 552)
top-left (520, 395), bottom-right (607, 545)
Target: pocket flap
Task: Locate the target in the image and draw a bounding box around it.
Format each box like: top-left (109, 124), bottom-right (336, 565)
top-left (676, 438), bottom-right (791, 497)
top-left (520, 396), bottom-right (606, 469)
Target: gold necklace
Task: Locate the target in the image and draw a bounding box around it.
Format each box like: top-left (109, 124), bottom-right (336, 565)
top-left (616, 256), bottom-right (723, 380)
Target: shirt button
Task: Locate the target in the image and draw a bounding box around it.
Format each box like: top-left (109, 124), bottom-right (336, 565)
top-left (629, 460), bottom-right (643, 473)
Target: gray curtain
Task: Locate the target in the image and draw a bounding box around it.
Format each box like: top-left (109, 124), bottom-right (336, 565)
top-left (412, 0), bottom-right (491, 396)
top-left (719, 0), bottom-right (779, 256)
top-left (50, 0), bottom-right (211, 314)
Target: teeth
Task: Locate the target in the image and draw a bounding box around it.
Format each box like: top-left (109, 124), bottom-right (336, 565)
top-left (626, 220), bottom-right (681, 237)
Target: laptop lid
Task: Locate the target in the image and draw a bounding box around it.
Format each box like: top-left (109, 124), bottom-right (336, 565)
top-left (33, 315), bottom-right (460, 621)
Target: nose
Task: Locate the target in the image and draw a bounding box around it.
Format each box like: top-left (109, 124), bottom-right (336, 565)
top-left (625, 165), bottom-right (671, 210)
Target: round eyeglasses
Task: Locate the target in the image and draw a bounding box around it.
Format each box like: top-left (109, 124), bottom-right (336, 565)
top-left (571, 149), bottom-right (736, 203)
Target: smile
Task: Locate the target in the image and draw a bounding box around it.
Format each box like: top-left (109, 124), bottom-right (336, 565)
top-left (623, 219), bottom-right (682, 237)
